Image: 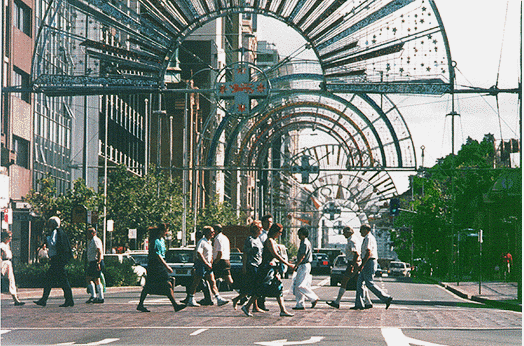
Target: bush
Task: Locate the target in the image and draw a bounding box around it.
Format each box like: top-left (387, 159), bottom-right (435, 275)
top-left (14, 258), bottom-right (139, 288)
top-left (103, 260), bottom-right (139, 287)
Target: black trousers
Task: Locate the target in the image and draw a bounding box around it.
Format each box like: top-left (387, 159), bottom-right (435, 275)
top-left (41, 256), bottom-right (73, 303)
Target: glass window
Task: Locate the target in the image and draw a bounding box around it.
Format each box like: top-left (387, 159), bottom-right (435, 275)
top-left (13, 136), bottom-right (29, 169)
top-left (12, 68), bottom-right (31, 103)
top-left (13, 0), bottom-right (32, 37)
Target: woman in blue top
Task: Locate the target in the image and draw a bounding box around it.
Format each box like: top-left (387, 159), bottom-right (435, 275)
top-left (137, 224), bottom-right (186, 312)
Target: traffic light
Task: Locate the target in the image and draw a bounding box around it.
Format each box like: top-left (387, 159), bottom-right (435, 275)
top-left (389, 198), bottom-right (400, 216)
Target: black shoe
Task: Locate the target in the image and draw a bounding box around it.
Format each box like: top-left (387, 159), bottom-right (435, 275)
top-left (93, 298), bottom-right (104, 304)
top-left (350, 306), bottom-right (364, 310)
top-left (292, 306), bottom-right (305, 310)
top-left (385, 297), bottom-right (393, 310)
top-left (174, 303), bottom-right (186, 312)
top-left (137, 305), bottom-right (150, 312)
top-left (326, 301), bottom-right (339, 309)
top-left (198, 299), bottom-right (214, 306)
top-left (86, 297), bottom-right (95, 304)
top-left (59, 301), bottom-right (74, 307)
top-left (14, 301), bottom-right (25, 306)
top-left (34, 300), bottom-right (46, 307)
top-left (364, 305), bottom-right (373, 309)
top-left (311, 300), bottom-right (318, 309)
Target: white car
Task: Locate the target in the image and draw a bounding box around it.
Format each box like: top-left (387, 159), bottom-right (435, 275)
top-left (388, 261), bottom-right (411, 277)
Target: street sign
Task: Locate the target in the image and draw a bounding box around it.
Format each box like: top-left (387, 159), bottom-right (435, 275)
top-left (107, 220), bottom-right (114, 232)
top-left (72, 205), bottom-right (87, 223)
top-left (128, 228), bottom-right (137, 239)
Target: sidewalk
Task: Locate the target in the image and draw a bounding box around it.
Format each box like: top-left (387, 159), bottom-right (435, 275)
top-left (441, 281), bottom-right (521, 311)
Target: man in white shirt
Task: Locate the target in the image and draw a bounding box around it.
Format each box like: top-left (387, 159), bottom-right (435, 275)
top-left (354, 224), bottom-right (393, 310)
top-left (327, 226), bottom-right (368, 309)
top-left (86, 228), bottom-right (105, 304)
top-left (186, 226), bottom-right (228, 307)
top-left (212, 224), bottom-right (234, 290)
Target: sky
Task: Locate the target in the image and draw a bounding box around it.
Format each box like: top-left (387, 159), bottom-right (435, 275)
top-left (255, 1), bottom-right (522, 193)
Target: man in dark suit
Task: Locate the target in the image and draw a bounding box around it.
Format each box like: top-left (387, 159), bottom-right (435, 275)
top-left (34, 216), bottom-right (74, 307)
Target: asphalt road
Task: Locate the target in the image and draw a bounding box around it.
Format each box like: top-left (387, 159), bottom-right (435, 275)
top-left (1, 276), bottom-right (521, 346)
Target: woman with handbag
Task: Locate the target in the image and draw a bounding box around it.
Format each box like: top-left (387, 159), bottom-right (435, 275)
top-left (136, 224), bottom-right (186, 312)
top-left (242, 223), bottom-right (294, 317)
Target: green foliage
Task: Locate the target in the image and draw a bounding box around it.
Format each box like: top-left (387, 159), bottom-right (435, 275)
top-left (24, 176), bottom-right (102, 246)
top-left (103, 260), bottom-right (139, 287)
top-left (392, 134), bottom-right (521, 280)
top-left (104, 165), bottom-right (187, 249)
top-left (196, 194), bottom-right (242, 230)
top-left (13, 258), bottom-right (138, 288)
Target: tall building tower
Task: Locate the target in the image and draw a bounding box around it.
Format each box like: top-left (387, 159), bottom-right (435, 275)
top-left (2, 0), bottom-right (36, 263)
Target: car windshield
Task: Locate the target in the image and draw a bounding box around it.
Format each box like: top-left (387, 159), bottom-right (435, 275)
top-left (230, 253), bottom-right (243, 263)
top-left (334, 256), bottom-right (348, 266)
top-left (391, 262), bottom-right (405, 268)
top-left (131, 254), bottom-right (148, 266)
top-left (165, 249), bottom-right (194, 263)
top-left (314, 254), bottom-right (328, 260)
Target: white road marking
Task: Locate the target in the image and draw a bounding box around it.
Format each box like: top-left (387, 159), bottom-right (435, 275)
top-left (0, 330), bottom-right (11, 335)
top-left (255, 336), bottom-right (324, 346)
top-left (85, 338), bottom-right (120, 345)
top-left (190, 328), bottom-right (208, 336)
top-left (382, 328), bottom-right (449, 346)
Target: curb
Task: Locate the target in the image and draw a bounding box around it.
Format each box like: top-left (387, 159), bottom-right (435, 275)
top-left (440, 282), bottom-right (522, 312)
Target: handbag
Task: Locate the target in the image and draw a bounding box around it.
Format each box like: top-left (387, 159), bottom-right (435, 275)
top-left (259, 267), bottom-right (283, 297)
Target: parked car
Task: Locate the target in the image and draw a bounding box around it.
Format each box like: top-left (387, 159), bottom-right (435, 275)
top-left (165, 247), bottom-right (195, 288)
top-left (329, 255), bottom-right (357, 289)
top-left (128, 251), bottom-right (148, 269)
top-left (227, 252), bottom-right (243, 290)
top-left (388, 261), bottom-right (411, 277)
top-left (375, 263), bottom-right (384, 277)
top-left (311, 252), bottom-right (331, 274)
top-left (103, 253), bottom-right (147, 286)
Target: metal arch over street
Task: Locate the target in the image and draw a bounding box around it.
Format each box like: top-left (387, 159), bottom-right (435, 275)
top-left (32, 0), bottom-right (455, 95)
top-left (207, 88), bottom-right (416, 171)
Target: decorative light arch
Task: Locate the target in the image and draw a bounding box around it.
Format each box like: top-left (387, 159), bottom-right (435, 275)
top-left (32, 0), bottom-right (453, 95)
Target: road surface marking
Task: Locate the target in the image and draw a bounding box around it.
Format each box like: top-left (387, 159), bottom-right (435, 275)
top-left (314, 278), bottom-right (330, 287)
top-left (255, 336), bottom-right (324, 346)
top-left (85, 338), bottom-right (120, 345)
top-left (0, 330), bottom-right (11, 335)
top-left (382, 328), bottom-right (448, 346)
top-left (190, 328), bottom-right (208, 336)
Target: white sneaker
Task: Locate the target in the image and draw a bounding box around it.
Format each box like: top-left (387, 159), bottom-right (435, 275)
top-left (187, 298), bottom-right (200, 307)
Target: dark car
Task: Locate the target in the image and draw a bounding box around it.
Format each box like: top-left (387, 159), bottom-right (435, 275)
top-left (165, 248), bottom-right (195, 288)
top-left (311, 253), bottom-right (331, 274)
top-left (329, 255), bottom-right (357, 290)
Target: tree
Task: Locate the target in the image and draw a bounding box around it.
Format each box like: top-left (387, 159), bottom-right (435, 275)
top-left (104, 165), bottom-right (187, 249)
top-left (25, 176), bottom-right (102, 248)
top-left (392, 134), bottom-right (520, 280)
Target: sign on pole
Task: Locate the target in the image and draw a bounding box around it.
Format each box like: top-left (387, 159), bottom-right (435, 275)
top-left (128, 228), bottom-right (137, 239)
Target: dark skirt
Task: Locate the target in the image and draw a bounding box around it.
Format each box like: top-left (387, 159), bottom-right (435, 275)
top-left (144, 263), bottom-right (171, 296)
top-left (240, 265), bottom-right (259, 296)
